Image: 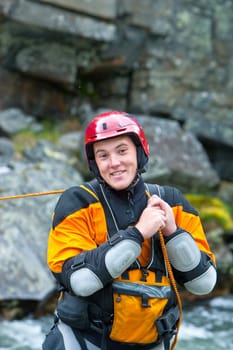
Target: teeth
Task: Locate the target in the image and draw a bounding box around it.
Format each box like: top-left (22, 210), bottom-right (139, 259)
top-left (113, 172), bottom-right (122, 175)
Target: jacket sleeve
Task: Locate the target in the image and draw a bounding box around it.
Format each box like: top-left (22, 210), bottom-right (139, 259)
top-left (47, 186), bottom-right (144, 296)
top-left (47, 185), bottom-right (105, 274)
top-left (163, 186), bottom-right (217, 295)
top-left (60, 227), bottom-right (143, 296)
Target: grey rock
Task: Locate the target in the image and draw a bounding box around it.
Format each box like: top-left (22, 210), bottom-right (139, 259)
top-left (0, 137), bottom-right (14, 164)
top-left (137, 115), bottom-right (220, 191)
top-left (8, 0), bottom-right (116, 41)
top-left (0, 108), bottom-right (35, 135)
top-left (185, 118), bottom-right (233, 148)
top-left (0, 160), bottom-right (83, 300)
top-left (58, 131), bottom-right (82, 153)
top-left (41, 0), bottom-right (118, 20)
top-left (15, 44), bottom-right (78, 87)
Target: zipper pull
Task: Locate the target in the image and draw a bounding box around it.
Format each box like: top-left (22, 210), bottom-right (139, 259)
top-left (116, 294), bottom-right (121, 303)
top-left (140, 268), bottom-right (149, 282)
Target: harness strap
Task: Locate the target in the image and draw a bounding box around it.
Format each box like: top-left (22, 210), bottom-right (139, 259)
top-left (73, 330), bottom-right (89, 350)
top-left (88, 179), bottom-right (120, 236)
top-left (155, 305), bottom-right (179, 350)
top-left (53, 313), bottom-right (89, 350)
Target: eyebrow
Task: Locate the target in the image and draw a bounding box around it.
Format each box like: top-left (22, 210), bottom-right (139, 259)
top-left (94, 142), bottom-right (129, 155)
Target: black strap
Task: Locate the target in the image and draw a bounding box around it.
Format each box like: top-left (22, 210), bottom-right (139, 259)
top-left (146, 183), bottom-right (165, 199)
top-left (73, 329), bottom-right (89, 350)
top-left (88, 180), bottom-right (119, 237)
top-left (156, 305), bottom-right (179, 350)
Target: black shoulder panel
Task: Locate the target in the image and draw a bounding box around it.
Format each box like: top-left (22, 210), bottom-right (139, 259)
top-left (162, 185), bottom-right (198, 216)
top-left (146, 183), bottom-right (198, 216)
top-left (52, 183), bottom-right (99, 228)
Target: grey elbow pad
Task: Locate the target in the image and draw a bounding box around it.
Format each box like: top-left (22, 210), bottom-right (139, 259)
top-left (184, 265), bottom-right (217, 295)
top-left (166, 231), bottom-right (217, 295)
top-left (166, 231), bottom-right (201, 272)
top-left (70, 268), bottom-right (103, 297)
top-left (105, 239), bottom-right (141, 278)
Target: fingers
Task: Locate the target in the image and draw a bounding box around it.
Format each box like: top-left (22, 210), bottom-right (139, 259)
top-left (149, 206), bottom-right (167, 229)
top-left (147, 195), bottom-right (171, 232)
top-left (147, 195), bottom-right (170, 215)
top-left (147, 194), bottom-right (166, 210)
top-left (147, 194), bottom-right (160, 206)
top-left (159, 215), bottom-right (167, 230)
top-left (136, 204), bottom-right (168, 239)
top-left (145, 195), bottom-right (177, 236)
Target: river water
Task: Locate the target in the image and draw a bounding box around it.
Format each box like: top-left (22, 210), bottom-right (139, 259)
top-left (0, 295), bottom-right (232, 350)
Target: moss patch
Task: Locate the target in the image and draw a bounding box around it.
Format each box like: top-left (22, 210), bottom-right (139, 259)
top-left (185, 193), bottom-right (233, 231)
top-left (11, 118), bottom-right (81, 154)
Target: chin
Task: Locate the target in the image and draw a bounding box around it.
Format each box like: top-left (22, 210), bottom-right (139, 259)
top-left (110, 182), bottom-right (130, 191)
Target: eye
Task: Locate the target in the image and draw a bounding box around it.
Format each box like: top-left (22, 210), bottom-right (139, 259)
top-left (97, 152), bottom-right (108, 160)
top-left (119, 147), bottom-right (127, 154)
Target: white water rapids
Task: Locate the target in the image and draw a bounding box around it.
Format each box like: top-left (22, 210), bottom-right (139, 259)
top-left (0, 295), bottom-right (232, 350)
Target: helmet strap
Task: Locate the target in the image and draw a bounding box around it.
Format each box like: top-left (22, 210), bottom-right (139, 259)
top-left (137, 146), bottom-right (148, 173)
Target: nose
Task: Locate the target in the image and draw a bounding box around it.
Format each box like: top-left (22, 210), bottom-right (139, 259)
top-left (109, 154), bottom-right (121, 167)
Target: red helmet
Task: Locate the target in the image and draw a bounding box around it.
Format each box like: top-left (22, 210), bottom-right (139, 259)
top-left (84, 111), bottom-right (149, 175)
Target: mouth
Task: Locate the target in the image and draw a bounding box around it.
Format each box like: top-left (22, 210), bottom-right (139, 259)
top-left (111, 170), bottom-right (125, 176)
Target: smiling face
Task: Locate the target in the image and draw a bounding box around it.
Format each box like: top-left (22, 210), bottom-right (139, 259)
top-left (93, 135), bottom-right (138, 190)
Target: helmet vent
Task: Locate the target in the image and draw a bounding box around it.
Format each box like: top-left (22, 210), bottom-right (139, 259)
top-left (102, 122), bottom-right (107, 130)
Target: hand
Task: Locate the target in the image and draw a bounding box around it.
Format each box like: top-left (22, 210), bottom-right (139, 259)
top-left (147, 195), bottom-right (177, 236)
top-left (135, 203), bottom-right (167, 240)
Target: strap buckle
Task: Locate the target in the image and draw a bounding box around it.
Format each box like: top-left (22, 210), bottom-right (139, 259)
top-left (156, 305), bottom-right (179, 336)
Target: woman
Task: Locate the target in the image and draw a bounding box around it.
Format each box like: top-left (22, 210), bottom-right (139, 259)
top-left (43, 111), bottom-right (217, 350)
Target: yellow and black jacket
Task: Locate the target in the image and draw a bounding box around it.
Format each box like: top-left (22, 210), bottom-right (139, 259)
top-left (48, 176), bottom-right (215, 274)
top-left (47, 176), bottom-right (216, 344)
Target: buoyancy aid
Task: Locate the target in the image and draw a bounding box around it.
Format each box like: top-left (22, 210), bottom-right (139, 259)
top-left (56, 178), bottom-right (179, 348)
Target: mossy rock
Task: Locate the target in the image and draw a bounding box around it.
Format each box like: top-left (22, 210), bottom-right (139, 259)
top-left (185, 194), bottom-right (233, 231)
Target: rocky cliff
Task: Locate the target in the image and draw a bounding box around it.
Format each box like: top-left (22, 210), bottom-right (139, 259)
top-left (0, 0), bottom-right (233, 181)
top-left (0, 0), bottom-right (233, 313)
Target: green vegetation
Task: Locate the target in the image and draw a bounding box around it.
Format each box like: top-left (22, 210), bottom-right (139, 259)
top-left (185, 193), bottom-right (233, 231)
top-left (11, 118), bottom-right (81, 154)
